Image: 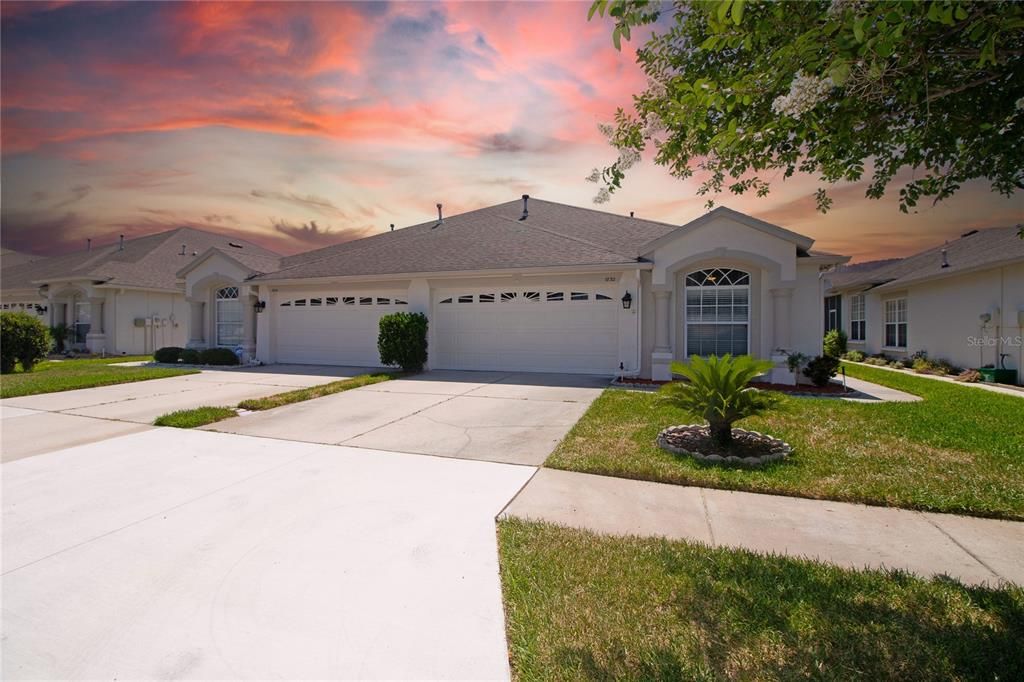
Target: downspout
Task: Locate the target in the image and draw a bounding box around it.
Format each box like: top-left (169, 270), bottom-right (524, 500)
top-left (635, 268), bottom-right (643, 376)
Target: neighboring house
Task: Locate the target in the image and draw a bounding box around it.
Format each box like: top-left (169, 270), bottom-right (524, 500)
top-left (181, 197), bottom-right (847, 379)
top-left (824, 226), bottom-right (1024, 382)
top-left (0, 228), bottom-right (280, 355)
top-left (0, 249), bottom-right (49, 317)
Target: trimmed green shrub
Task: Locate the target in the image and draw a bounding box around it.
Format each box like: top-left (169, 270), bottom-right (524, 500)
top-left (660, 355), bottom-right (781, 446)
top-left (154, 346), bottom-right (183, 363)
top-left (823, 329), bottom-right (848, 358)
top-left (842, 350), bottom-right (865, 362)
top-left (803, 355), bottom-right (840, 387)
top-left (1, 312), bottom-right (51, 373)
top-left (378, 311), bottom-right (428, 372)
top-left (198, 347), bottom-right (240, 366)
top-left (180, 348), bottom-right (200, 364)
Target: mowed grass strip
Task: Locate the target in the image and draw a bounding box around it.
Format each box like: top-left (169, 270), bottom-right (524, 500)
top-left (0, 356), bottom-right (197, 398)
top-left (236, 372), bottom-right (398, 411)
top-left (498, 519), bottom-right (1024, 682)
top-left (545, 361), bottom-right (1024, 519)
top-left (154, 406), bottom-right (238, 428)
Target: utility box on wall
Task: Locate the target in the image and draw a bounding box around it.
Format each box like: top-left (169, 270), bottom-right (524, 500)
top-left (133, 318), bottom-right (147, 328)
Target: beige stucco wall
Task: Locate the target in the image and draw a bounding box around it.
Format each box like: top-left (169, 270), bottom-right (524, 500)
top-left (106, 289), bottom-right (188, 355)
top-left (843, 263), bottom-right (1023, 381)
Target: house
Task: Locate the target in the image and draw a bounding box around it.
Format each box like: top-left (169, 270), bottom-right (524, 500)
top-left (824, 226), bottom-right (1024, 383)
top-left (0, 228), bottom-right (280, 355)
top-left (180, 197), bottom-right (847, 379)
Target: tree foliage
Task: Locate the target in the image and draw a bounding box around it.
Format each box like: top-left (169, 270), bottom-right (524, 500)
top-left (1, 312), bottom-right (51, 373)
top-left (588, 0), bottom-right (1024, 213)
top-left (659, 354), bottom-right (780, 445)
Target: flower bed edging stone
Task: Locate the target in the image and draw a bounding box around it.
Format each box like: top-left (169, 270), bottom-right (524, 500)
top-left (656, 424), bottom-right (793, 468)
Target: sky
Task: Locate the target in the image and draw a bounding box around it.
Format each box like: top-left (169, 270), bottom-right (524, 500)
top-left (2, 1), bottom-right (1021, 263)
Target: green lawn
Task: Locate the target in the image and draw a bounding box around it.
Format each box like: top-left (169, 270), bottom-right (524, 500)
top-left (236, 372), bottom-right (398, 410)
top-left (0, 356), bottom-right (197, 398)
top-left (499, 519), bottom-right (1024, 681)
top-left (545, 362), bottom-right (1024, 519)
top-left (154, 406), bottom-right (238, 428)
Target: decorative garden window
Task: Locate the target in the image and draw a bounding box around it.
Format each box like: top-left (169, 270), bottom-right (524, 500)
top-left (884, 298), bottom-right (907, 348)
top-left (850, 294), bottom-right (866, 342)
top-left (215, 286), bottom-right (243, 346)
top-left (684, 268), bottom-right (750, 357)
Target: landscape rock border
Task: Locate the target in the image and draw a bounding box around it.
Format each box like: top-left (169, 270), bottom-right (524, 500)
top-left (656, 424), bottom-right (793, 468)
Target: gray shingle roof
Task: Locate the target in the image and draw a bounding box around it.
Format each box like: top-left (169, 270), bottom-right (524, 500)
top-left (829, 226), bottom-right (1024, 292)
top-left (256, 198), bottom-right (683, 282)
top-left (1, 227), bottom-right (280, 293)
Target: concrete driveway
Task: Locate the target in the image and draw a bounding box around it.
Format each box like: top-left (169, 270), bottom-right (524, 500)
top-left (0, 365), bottom-right (364, 462)
top-left (2, 428), bottom-right (533, 680)
top-left (205, 370), bottom-right (608, 465)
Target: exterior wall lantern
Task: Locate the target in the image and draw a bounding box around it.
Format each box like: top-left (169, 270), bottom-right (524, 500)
top-left (254, 300), bottom-right (267, 313)
top-left (621, 291), bottom-right (633, 310)
top-left (34, 304), bottom-right (48, 314)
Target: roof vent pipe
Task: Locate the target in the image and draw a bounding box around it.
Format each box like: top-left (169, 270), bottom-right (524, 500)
top-left (630, 211), bottom-right (634, 218)
top-left (520, 194), bottom-right (529, 221)
top-left (119, 234), bottom-right (125, 251)
top-left (390, 223), bottom-right (395, 232)
top-left (941, 248), bottom-right (949, 268)
top-left (180, 244), bottom-right (187, 256)
top-left (87, 238), bottom-right (92, 251)
top-left (436, 203), bottom-right (443, 225)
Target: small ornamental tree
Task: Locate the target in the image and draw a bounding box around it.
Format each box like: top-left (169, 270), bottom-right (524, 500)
top-left (1, 311), bottom-right (51, 373)
top-left (823, 329), bottom-right (848, 358)
top-left (660, 354), bottom-right (780, 446)
top-left (378, 312), bottom-right (428, 372)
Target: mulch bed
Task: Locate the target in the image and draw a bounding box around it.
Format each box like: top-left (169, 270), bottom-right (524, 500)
top-left (657, 424), bottom-right (792, 467)
top-left (615, 377), bottom-right (852, 395)
top-left (749, 381), bottom-right (851, 395)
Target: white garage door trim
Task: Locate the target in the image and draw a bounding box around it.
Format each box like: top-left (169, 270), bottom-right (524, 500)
top-left (434, 284), bottom-right (619, 374)
top-left (274, 291), bottom-right (407, 366)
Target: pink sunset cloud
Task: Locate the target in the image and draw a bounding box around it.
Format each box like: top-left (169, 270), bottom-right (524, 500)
top-left (1, 1), bottom-right (1019, 260)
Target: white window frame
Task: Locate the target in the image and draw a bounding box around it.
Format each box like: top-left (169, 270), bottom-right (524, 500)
top-left (883, 298), bottom-right (907, 349)
top-left (850, 294), bottom-right (866, 342)
top-left (684, 268), bottom-right (751, 357)
top-left (215, 286), bottom-right (244, 347)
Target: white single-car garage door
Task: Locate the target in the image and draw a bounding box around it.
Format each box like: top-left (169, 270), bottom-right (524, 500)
top-left (274, 291), bottom-right (407, 366)
top-left (434, 285), bottom-right (620, 374)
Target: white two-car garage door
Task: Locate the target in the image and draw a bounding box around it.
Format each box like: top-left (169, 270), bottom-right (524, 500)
top-left (274, 292), bottom-right (407, 366)
top-left (434, 285), bottom-right (620, 374)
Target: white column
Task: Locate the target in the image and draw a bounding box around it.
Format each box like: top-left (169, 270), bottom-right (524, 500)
top-left (769, 288), bottom-right (796, 385)
top-left (651, 289), bottom-right (673, 381)
top-left (85, 296), bottom-right (107, 353)
top-left (242, 292), bottom-right (257, 360)
top-left (187, 299), bottom-right (206, 348)
top-left (770, 288), bottom-right (793, 351)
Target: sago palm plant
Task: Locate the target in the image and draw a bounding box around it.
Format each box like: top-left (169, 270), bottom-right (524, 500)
top-left (659, 354), bottom-right (781, 447)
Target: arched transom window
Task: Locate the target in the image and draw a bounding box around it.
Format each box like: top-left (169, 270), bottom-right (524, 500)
top-left (685, 268), bottom-right (750, 357)
top-left (215, 286), bottom-right (243, 347)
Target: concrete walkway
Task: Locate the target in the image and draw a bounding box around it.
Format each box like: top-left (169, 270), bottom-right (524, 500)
top-left (833, 375), bottom-right (920, 402)
top-left (502, 468), bottom-right (1024, 587)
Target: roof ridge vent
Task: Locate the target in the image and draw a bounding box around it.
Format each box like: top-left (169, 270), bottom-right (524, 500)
top-left (961, 229), bottom-right (979, 238)
top-left (228, 242), bottom-right (243, 248)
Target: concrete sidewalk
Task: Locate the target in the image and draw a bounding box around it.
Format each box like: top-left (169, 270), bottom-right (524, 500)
top-left (501, 468), bottom-right (1024, 586)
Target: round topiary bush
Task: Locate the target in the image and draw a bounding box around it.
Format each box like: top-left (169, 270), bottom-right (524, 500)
top-left (1, 311), bottom-right (51, 373)
top-left (180, 348), bottom-right (201, 364)
top-left (802, 355), bottom-right (840, 387)
top-left (154, 346), bottom-right (183, 363)
top-left (378, 311), bottom-right (428, 372)
top-left (198, 347), bottom-right (240, 365)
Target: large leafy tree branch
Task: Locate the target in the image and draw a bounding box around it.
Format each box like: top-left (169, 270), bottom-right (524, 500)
top-left (588, 0), bottom-right (1024, 214)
